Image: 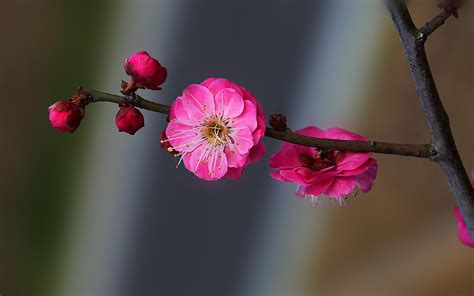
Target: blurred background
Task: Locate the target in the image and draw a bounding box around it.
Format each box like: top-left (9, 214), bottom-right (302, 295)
top-left (1, 1), bottom-right (472, 295)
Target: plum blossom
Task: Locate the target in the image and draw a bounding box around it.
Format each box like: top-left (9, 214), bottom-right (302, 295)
top-left (454, 208), bottom-right (474, 247)
top-left (124, 51), bottom-right (167, 91)
top-left (48, 100), bottom-right (84, 133)
top-left (453, 171), bottom-right (474, 248)
top-left (163, 78), bottom-right (265, 181)
top-left (269, 126), bottom-right (377, 205)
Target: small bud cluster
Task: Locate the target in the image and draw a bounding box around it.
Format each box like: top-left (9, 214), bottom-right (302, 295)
top-left (48, 51), bottom-right (167, 135)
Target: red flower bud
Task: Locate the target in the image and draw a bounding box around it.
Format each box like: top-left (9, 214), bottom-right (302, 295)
top-left (124, 51), bottom-right (167, 91)
top-left (115, 106), bottom-right (145, 135)
top-left (48, 100), bottom-right (84, 133)
top-left (160, 129), bottom-right (179, 156)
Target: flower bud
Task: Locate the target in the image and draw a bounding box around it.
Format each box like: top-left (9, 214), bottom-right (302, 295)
top-left (124, 51), bottom-right (167, 91)
top-left (48, 100), bottom-right (84, 133)
top-left (269, 113), bottom-right (287, 131)
top-left (115, 106), bottom-right (145, 135)
top-left (160, 129), bottom-right (179, 156)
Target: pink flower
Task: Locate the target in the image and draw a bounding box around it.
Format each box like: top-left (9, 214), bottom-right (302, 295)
top-left (115, 106), bottom-right (145, 135)
top-left (269, 126), bottom-right (378, 203)
top-left (48, 100), bottom-right (84, 133)
top-left (453, 171), bottom-right (474, 248)
top-left (454, 207), bottom-right (474, 248)
top-left (124, 51), bottom-right (167, 91)
top-left (163, 78), bottom-right (266, 181)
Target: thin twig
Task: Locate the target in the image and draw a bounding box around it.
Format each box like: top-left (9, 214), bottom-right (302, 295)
top-left (387, 0), bottom-right (474, 239)
top-left (419, 3), bottom-right (462, 39)
top-left (81, 88), bottom-right (433, 158)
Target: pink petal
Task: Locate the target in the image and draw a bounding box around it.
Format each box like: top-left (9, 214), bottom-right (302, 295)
top-left (233, 100), bottom-right (257, 132)
top-left (279, 169), bottom-right (312, 185)
top-left (268, 147), bottom-right (302, 169)
top-left (241, 87), bottom-right (264, 116)
top-left (454, 207), bottom-right (474, 248)
top-left (225, 166), bottom-right (245, 179)
top-left (231, 127), bottom-right (254, 155)
top-left (225, 147), bottom-right (248, 168)
top-left (253, 116), bottom-right (266, 143)
top-left (248, 140), bottom-right (266, 163)
top-left (214, 88), bottom-right (245, 119)
top-left (323, 176), bottom-right (358, 198)
top-left (203, 78), bottom-right (243, 96)
top-left (337, 160), bottom-right (370, 176)
top-left (169, 97), bottom-right (197, 124)
top-left (270, 171), bottom-right (291, 182)
top-left (304, 169), bottom-right (340, 184)
top-left (186, 145), bottom-right (228, 181)
top-left (181, 84), bottom-right (215, 120)
top-left (302, 177), bottom-right (335, 196)
top-left (296, 126), bottom-right (326, 138)
top-left (165, 121), bottom-right (200, 151)
top-left (279, 126), bottom-right (325, 151)
top-left (336, 152), bottom-right (371, 171)
top-left (356, 159), bottom-right (378, 192)
top-left (325, 127), bottom-right (367, 141)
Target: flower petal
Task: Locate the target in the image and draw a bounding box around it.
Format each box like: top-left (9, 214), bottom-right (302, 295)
top-left (454, 207), bottom-right (474, 247)
top-left (296, 126), bottom-right (326, 138)
top-left (323, 176), bottom-right (358, 198)
top-left (233, 100), bottom-right (257, 132)
top-left (165, 121), bottom-right (201, 152)
top-left (356, 159), bottom-right (378, 192)
top-left (203, 78), bottom-right (243, 96)
top-left (336, 152), bottom-right (371, 171)
top-left (248, 140), bottom-right (266, 163)
top-left (269, 147), bottom-right (302, 169)
top-left (214, 88), bottom-right (245, 119)
top-left (270, 171), bottom-right (291, 182)
top-left (186, 145), bottom-right (228, 181)
top-left (325, 127), bottom-right (367, 141)
top-left (225, 146), bottom-right (248, 168)
top-left (279, 169), bottom-right (312, 185)
top-left (225, 166), bottom-right (245, 179)
top-left (181, 84), bottom-right (215, 119)
top-left (230, 126), bottom-right (254, 155)
top-left (302, 177), bottom-right (335, 196)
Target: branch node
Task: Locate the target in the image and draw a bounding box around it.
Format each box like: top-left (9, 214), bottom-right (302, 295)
top-left (415, 31), bottom-right (426, 45)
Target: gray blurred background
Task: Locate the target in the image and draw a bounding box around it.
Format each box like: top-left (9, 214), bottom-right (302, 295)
top-left (1, 1), bottom-right (472, 295)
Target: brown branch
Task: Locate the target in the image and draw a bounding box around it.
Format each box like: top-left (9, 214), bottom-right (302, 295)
top-left (387, 0), bottom-right (474, 239)
top-left (80, 88), bottom-right (433, 158)
top-left (419, 2), bottom-right (463, 40)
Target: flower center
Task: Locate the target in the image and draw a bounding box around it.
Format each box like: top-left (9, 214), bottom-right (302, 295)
top-left (202, 117), bottom-right (229, 146)
top-left (299, 150), bottom-right (337, 170)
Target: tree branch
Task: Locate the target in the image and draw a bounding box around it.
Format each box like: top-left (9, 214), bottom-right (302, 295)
top-left (80, 88), bottom-right (433, 158)
top-left (419, 3), bottom-right (462, 39)
top-left (387, 0), bottom-right (474, 239)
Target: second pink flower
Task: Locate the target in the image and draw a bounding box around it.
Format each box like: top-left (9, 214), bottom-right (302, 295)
top-left (269, 126), bottom-right (378, 202)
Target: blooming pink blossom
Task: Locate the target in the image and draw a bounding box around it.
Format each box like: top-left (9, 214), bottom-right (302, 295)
top-left (453, 171), bottom-right (474, 248)
top-left (454, 207), bottom-right (474, 248)
top-left (124, 51), bottom-right (167, 91)
top-left (48, 100), bottom-right (84, 133)
top-left (163, 78), bottom-right (265, 181)
top-left (115, 106), bottom-right (144, 135)
top-left (269, 126), bottom-right (377, 203)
